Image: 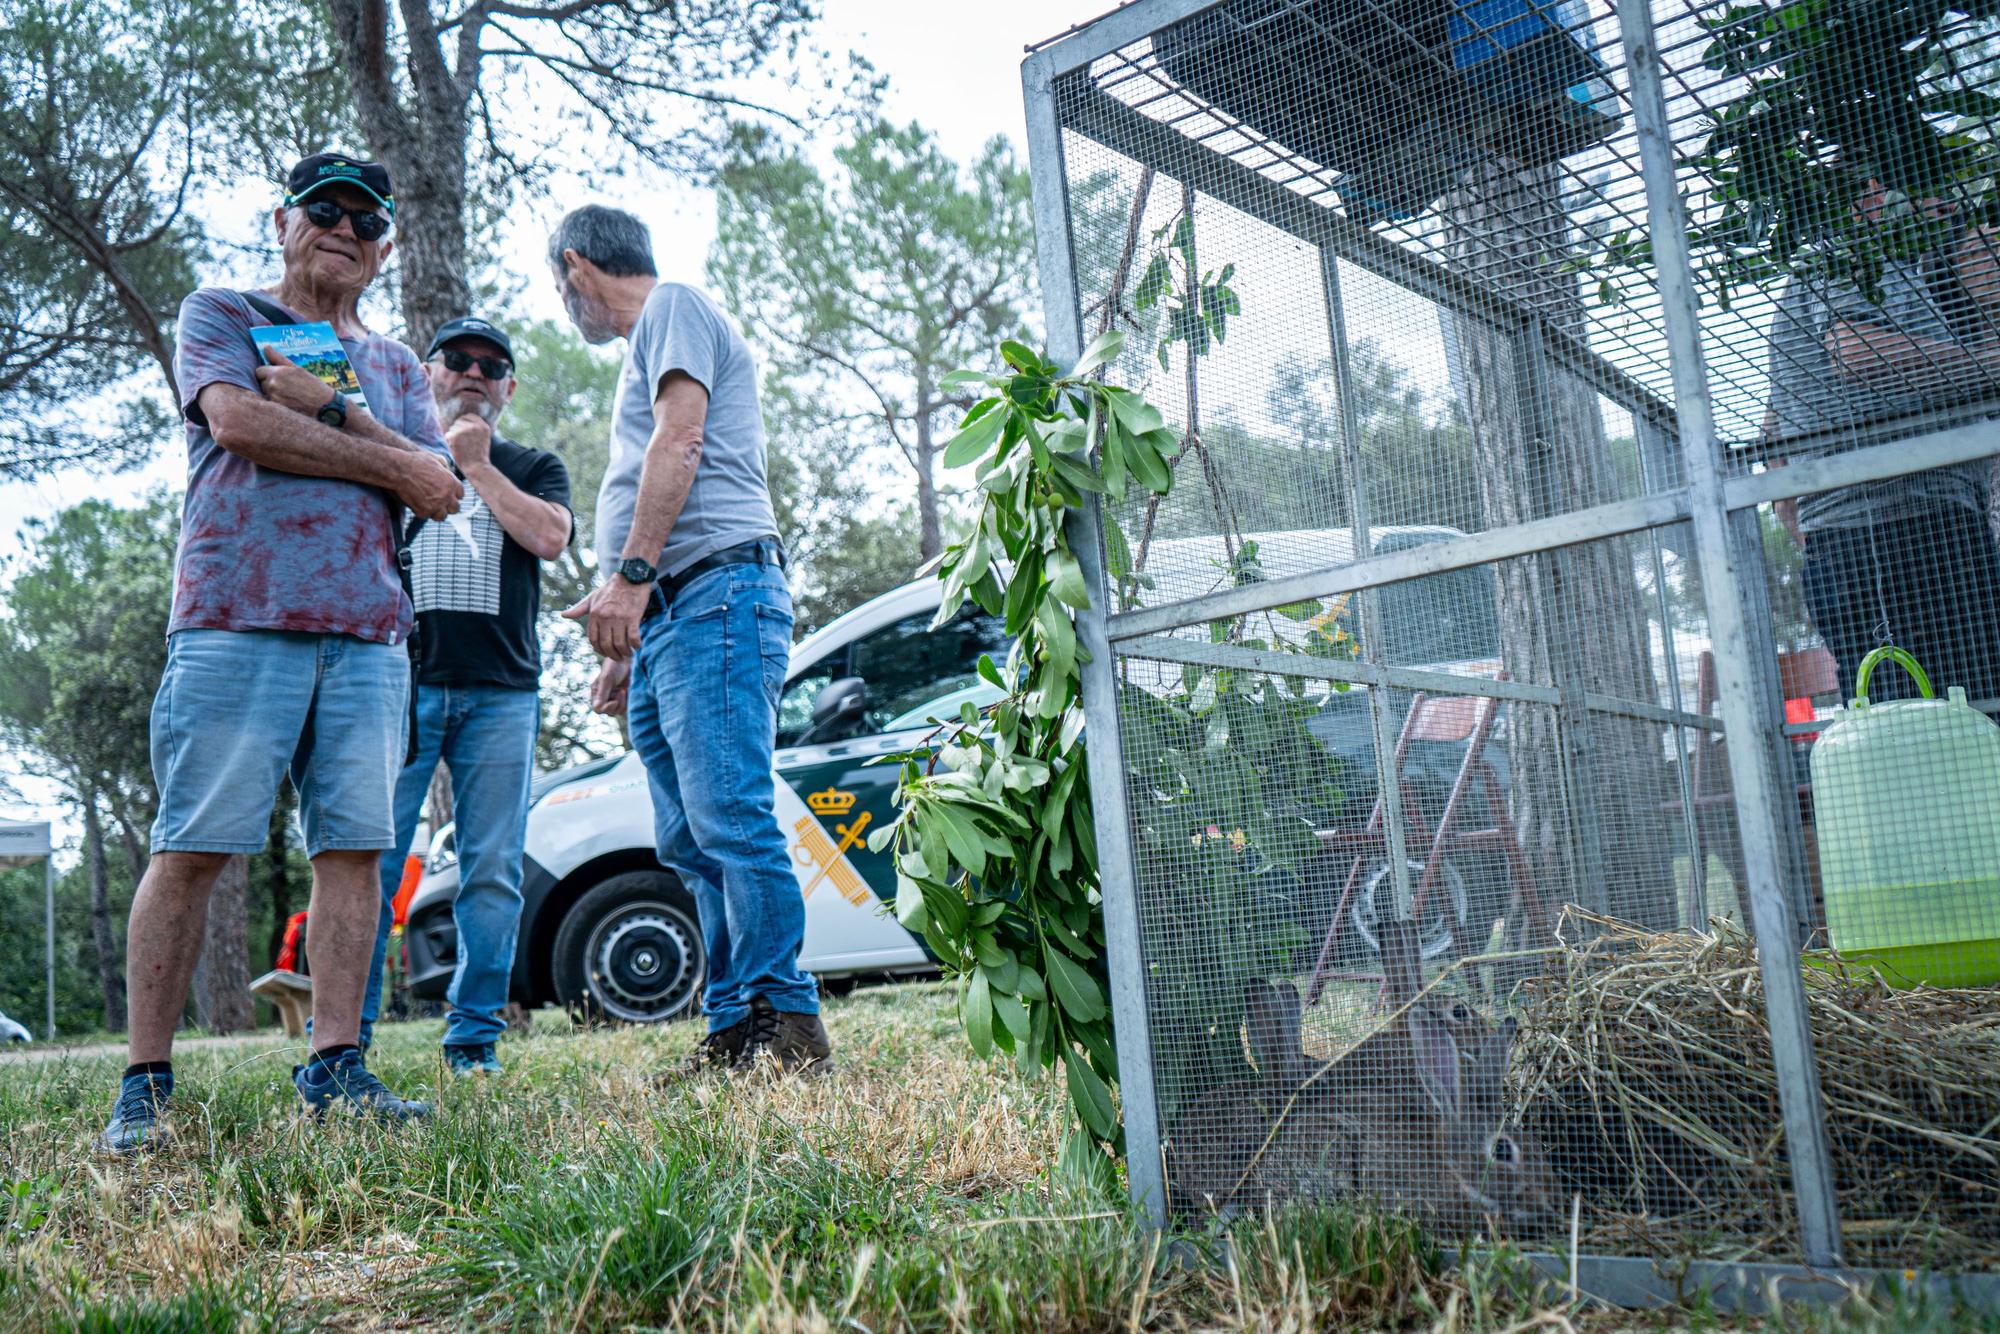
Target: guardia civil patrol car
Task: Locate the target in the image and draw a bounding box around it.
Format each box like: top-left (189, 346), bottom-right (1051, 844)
top-left (401, 576), bottom-right (1011, 1023)
top-left (402, 525), bottom-right (1523, 1024)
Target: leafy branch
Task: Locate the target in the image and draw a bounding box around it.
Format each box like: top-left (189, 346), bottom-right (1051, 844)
top-left (1135, 206), bottom-right (1241, 369)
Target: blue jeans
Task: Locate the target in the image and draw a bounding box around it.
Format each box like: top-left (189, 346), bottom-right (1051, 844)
top-left (359, 685), bottom-right (540, 1049)
top-left (628, 564), bottom-right (817, 1029)
top-left (150, 629), bottom-right (406, 857)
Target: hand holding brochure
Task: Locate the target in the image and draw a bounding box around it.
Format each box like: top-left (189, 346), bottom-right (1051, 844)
top-left (249, 322), bottom-right (370, 411)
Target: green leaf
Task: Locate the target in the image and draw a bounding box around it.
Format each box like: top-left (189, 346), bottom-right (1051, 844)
top-left (1045, 948), bottom-right (1105, 1022)
top-left (992, 991), bottom-right (1030, 1041)
top-left (1065, 1053), bottom-right (1117, 1139)
top-left (1105, 388), bottom-right (1166, 437)
top-left (1046, 549), bottom-right (1090, 610)
top-left (964, 969), bottom-right (994, 1058)
top-left (943, 400), bottom-right (1008, 469)
top-left (1016, 967), bottom-right (1048, 1003)
top-left (1123, 429), bottom-right (1172, 495)
top-left (930, 802), bottom-right (988, 879)
top-left (1070, 328), bottom-right (1125, 378)
top-left (1000, 340), bottom-right (1043, 374)
top-left (976, 653), bottom-right (1007, 690)
top-left (1049, 453), bottom-right (1105, 497)
top-left (1134, 253), bottom-right (1170, 311)
top-left (895, 876), bottom-right (929, 931)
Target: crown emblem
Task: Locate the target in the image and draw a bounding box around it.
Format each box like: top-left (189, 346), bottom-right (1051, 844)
top-left (807, 787), bottom-right (856, 816)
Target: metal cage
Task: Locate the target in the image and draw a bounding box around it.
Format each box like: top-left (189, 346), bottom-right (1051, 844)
top-left (1023, 0), bottom-right (2000, 1305)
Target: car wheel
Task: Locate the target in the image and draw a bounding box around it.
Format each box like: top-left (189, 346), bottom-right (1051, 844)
top-left (551, 871), bottom-right (704, 1025)
top-left (1350, 857), bottom-right (1473, 962)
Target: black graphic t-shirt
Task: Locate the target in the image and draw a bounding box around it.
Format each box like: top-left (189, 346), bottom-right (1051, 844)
top-left (407, 436), bottom-right (571, 690)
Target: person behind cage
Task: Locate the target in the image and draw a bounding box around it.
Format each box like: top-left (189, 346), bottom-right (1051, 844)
top-left (549, 203), bottom-right (832, 1077)
top-left (1764, 179), bottom-right (2000, 705)
top-left (99, 153), bottom-right (463, 1154)
top-left (349, 315), bottom-right (572, 1075)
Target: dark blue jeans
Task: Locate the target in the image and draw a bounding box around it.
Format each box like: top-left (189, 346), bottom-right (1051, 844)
top-left (1801, 505), bottom-right (2000, 703)
top-left (628, 564), bottom-right (817, 1028)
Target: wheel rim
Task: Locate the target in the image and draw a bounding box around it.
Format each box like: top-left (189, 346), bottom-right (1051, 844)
top-left (583, 900), bottom-right (701, 1023)
top-left (1351, 859), bottom-right (1471, 961)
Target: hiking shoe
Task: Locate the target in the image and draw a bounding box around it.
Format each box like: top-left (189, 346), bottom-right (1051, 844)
top-left (443, 1043), bottom-right (502, 1077)
top-left (657, 1015), bottom-right (754, 1086)
top-left (293, 1049), bottom-right (432, 1122)
top-left (735, 996), bottom-right (833, 1076)
top-left (96, 1071), bottom-right (172, 1155)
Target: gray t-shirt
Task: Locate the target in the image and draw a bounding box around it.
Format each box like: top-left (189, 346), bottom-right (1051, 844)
top-left (595, 281), bottom-right (778, 576)
top-left (1764, 252), bottom-right (1989, 534)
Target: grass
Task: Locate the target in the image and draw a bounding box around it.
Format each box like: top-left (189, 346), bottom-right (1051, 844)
top-left (0, 982), bottom-right (1990, 1331)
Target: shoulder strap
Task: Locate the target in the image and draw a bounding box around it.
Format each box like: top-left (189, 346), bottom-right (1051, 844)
top-left (239, 291), bottom-right (296, 326)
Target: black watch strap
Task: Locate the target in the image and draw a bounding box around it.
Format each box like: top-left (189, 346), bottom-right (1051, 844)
top-left (316, 390), bottom-right (349, 429)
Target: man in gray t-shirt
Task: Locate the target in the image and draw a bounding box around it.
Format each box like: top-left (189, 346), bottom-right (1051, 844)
top-left (551, 205), bottom-right (831, 1077)
top-left (1762, 189), bottom-right (2000, 701)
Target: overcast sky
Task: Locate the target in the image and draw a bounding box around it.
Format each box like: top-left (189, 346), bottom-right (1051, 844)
top-left (0, 0), bottom-right (1103, 840)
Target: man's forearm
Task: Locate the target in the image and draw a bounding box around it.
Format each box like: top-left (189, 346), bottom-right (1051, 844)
top-left (347, 409), bottom-right (429, 455)
top-left (621, 434), bottom-right (701, 566)
top-left (217, 397), bottom-right (414, 489)
top-left (1829, 320), bottom-right (2000, 397)
top-left (465, 461), bottom-right (571, 560)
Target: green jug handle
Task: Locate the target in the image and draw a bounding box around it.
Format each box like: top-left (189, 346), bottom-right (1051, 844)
top-left (1853, 646), bottom-right (1934, 704)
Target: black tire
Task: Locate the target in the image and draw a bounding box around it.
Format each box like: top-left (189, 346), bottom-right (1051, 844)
top-left (550, 871), bottom-right (704, 1025)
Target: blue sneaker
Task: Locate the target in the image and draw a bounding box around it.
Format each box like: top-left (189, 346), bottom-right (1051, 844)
top-left (293, 1049), bottom-right (432, 1122)
top-left (96, 1071), bottom-right (172, 1155)
top-left (443, 1042), bottom-right (502, 1077)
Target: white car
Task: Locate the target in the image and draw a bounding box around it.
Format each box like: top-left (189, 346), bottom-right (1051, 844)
top-left (0, 1010), bottom-right (30, 1044)
top-left (401, 576), bottom-right (1010, 1023)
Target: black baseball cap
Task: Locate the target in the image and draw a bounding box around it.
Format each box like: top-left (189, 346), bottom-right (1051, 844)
top-left (285, 152), bottom-right (395, 214)
top-left (426, 316), bottom-right (514, 362)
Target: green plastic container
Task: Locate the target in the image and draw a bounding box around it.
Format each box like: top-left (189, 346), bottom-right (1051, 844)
top-left (1809, 648), bottom-right (2000, 988)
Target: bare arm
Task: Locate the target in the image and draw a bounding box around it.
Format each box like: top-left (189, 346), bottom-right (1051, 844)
top-left (443, 417), bottom-right (571, 560)
top-left (1825, 318), bottom-right (2000, 398)
top-left (620, 370), bottom-right (708, 567)
top-left (198, 383), bottom-right (462, 519)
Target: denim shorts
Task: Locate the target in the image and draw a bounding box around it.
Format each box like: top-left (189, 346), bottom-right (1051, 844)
top-left (149, 629), bottom-right (409, 858)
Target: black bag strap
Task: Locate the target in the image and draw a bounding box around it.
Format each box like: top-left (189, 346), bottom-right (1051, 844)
top-left (241, 289), bottom-right (426, 764)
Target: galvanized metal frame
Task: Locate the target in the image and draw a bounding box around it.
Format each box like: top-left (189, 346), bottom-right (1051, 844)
top-left (1022, 45), bottom-right (1171, 1229)
top-left (1024, 0), bottom-right (2000, 1295)
top-left (1614, 0), bottom-right (1845, 1266)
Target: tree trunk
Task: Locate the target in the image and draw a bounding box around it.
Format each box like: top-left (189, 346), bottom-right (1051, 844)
top-left (427, 760), bottom-right (453, 835)
top-left (193, 855), bottom-right (256, 1034)
top-left (1442, 162), bottom-right (1678, 932)
top-left (81, 791), bottom-right (127, 1033)
top-left (322, 0), bottom-right (473, 348)
top-left (263, 792), bottom-right (294, 970)
top-left (915, 390), bottom-right (941, 560)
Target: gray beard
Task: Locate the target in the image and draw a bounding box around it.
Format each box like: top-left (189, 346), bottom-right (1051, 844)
top-left (440, 395), bottom-right (500, 426)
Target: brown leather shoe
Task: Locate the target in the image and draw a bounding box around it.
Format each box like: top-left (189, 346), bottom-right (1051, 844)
top-left (735, 996), bottom-right (833, 1075)
top-left (657, 1014), bottom-right (754, 1086)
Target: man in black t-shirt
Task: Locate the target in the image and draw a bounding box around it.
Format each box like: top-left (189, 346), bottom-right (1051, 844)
top-left (358, 315), bottom-right (572, 1074)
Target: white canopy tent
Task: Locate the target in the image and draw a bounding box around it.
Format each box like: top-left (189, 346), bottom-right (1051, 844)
top-left (0, 819), bottom-right (55, 1040)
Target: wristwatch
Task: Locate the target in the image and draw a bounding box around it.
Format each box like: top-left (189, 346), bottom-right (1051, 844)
top-left (317, 390), bottom-right (350, 429)
top-left (617, 556), bottom-right (657, 586)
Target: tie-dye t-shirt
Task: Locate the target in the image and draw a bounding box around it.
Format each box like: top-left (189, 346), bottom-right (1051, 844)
top-left (169, 287), bottom-right (447, 644)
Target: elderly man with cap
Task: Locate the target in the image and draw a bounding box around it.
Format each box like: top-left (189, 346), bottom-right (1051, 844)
top-left (100, 152), bottom-right (462, 1153)
top-left (353, 315), bottom-right (573, 1075)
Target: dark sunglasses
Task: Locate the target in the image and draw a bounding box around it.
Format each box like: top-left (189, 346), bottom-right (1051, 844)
top-left (301, 197), bottom-right (392, 242)
top-left (436, 347), bottom-right (513, 380)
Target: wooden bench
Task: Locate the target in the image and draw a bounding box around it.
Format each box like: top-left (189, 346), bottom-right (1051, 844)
top-left (249, 969), bottom-right (313, 1037)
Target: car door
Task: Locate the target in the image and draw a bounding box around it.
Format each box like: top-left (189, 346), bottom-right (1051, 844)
top-left (775, 604), bottom-right (1011, 971)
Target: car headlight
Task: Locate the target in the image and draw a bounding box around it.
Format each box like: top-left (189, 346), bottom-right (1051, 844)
top-left (425, 823), bottom-right (457, 874)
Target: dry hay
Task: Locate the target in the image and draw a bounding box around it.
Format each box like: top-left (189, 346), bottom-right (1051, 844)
top-left (1510, 910), bottom-right (2000, 1269)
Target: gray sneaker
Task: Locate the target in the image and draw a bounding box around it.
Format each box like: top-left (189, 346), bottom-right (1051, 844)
top-left (443, 1042), bottom-right (502, 1077)
top-left (735, 997), bottom-right (833, 1076)
top-left (293, 1049), bottom-right (432, 1121)
top-left (96, 1071), bottom-right (172, 1155)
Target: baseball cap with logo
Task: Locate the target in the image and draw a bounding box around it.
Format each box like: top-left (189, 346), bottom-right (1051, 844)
top-left (426, 316), bottom-right (515, 362)
top-left (284, 152), bottom-right (395, 214)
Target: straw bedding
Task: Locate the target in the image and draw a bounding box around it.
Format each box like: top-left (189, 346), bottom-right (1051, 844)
top-left (1508, 911), bottom-right (2000, 1268)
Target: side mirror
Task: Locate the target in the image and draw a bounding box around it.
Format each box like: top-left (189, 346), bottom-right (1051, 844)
top-left (799, 677), bottom-right (866, 745)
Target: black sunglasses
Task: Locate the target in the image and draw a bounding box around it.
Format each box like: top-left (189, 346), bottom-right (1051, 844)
top-left (301, 197), bottom-right (392, 242)
top-left (436, 347), bottom-right (513, 380)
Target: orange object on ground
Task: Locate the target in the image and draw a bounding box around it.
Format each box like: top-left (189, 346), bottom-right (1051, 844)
top-left (275, 910), bottom-right (308, 971)
top-left (391, 853), bottom-right (423, 926)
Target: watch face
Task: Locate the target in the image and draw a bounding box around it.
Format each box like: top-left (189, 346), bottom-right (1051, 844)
top-left (620, 558), bottom-right (655, 584)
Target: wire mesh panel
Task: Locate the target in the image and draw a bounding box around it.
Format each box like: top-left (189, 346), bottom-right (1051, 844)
top-left (1027, 0), bottom-right (2000, 1284)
